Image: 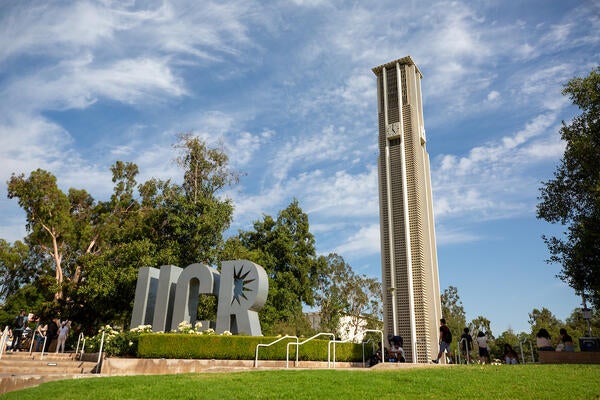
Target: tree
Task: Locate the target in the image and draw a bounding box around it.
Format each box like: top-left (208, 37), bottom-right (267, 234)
top-left (537, 66), bottom-right (600, 308)
top-left (77, 136), bottom-right (237, 327)
top-left (314, 253), bottom-right (382, 339)
top-left (441, 286), bottom-right (467, 352)
top-left (564, 307), bottom-right (600, 347)
top-left (469, 315), bottom-right (493, 339)
top-left (528, 307), bottom-right (562, 339)
top-left (7, 169), bottom-right (98, 301)
top-left (340, 272), bottom-right (382, 340)
top-left (224, 199), bottom-right (323, 334)
top-left (0, 239), bottom-right (33, 300)
top-left (314, 254), bottom-right (350, 335)
top-left (4, 136), bottom-right (238, 330)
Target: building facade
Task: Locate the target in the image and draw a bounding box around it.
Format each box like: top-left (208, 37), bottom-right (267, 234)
top-left (372, 56), bottom-right (442, 363)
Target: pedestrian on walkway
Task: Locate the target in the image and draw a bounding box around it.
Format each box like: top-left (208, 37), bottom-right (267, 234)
top-left (56, 320), bottom-right (70, 353)
top-left (432, 318), bottom-right (453, 364)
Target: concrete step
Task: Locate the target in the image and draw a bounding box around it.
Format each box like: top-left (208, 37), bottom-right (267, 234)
top-left (0, 359), bottom-right (97, 374)
top-left (1, 351), bottom-right (77, 361)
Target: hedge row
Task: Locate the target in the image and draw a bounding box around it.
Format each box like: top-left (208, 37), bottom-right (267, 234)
top-left (137, 334), bottom-right (372, 362)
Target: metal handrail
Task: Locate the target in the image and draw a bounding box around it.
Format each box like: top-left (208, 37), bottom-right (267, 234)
top-left (0, 326), bottom-right (9, 360)
top-left (29, 324), bottom-right (46, 354)
top-left (95, 331), bottom-right (106, 373)
top-left (363, 329), bottom-right (385, 366)
top-left (328, 338), bottom-right (352, 368)
top-left (457, 337), bottom-right (472, 364)
top-left (28, 324), bottom-right (40, 354)
top-left (76, 332), bottom-right (86, 358)
top-left (519, 339), bottom-right (535, 364)
top-left (362, 338), bottom-right (375, 367)
top-left (286, 332), bottom-right (335, 368)
top-left (254, 335), bottom-right (298, 367)
top-left (39, 336), bottom-right (48, 360)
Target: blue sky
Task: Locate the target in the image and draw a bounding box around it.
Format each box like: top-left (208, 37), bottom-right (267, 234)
top-left (0, 0), bottom-right (598, 335)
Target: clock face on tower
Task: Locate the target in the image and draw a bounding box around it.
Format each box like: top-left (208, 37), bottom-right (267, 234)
top-left (386, 122), bottom-right (400, 138)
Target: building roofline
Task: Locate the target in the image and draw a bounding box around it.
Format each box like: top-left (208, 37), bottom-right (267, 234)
top-left (372, 56), bottom-right (422, 78)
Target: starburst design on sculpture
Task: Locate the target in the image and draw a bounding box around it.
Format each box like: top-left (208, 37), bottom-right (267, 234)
top-left (232, 264), bottom-right (255, 305)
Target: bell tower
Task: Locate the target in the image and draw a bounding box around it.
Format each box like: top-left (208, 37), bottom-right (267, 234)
top-left (373, 56), bottom-right (442, 363)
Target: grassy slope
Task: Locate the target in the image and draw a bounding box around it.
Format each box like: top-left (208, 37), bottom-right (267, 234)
top-left (1, 365), bottom-right (599, 400)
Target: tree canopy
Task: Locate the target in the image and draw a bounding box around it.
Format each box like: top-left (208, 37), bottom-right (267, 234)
top-left (441, 285), bottom-right (467, 352)
top-left (222, 199), bottom-right (322, 335)
top-left (315, 253), bottom-right (382, 338)
top-left (2, 136), bottom-right (237, 330)
top-left (537, 66), bottom-right (600, 308)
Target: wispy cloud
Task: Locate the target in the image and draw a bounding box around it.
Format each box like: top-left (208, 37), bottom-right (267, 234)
top-left (432, 112), bottom-right (563, 221)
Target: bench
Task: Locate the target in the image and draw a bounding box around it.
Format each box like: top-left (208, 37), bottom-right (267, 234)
top-left (538, 351), bottom-right (600, 364)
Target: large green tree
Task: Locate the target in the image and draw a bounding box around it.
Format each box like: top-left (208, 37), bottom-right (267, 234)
top-left (4, 136), bottom-right (237, 330)
top-left (77, 136), bottom-right (236, 328)
top-left (315, 253), bottom-right (382, 339)
top-left (441, 286), bottom-right (467, 353)
top-left (528, 307), bottom-right (562, 339)
top-left (537, 66), bottom-right (600, 308)
top-left (7, 169), bottom-right (99, 301)
top-left (223, 199), bottom-right (322, 335)
top-left (0, 239), bottom-right (33, 300)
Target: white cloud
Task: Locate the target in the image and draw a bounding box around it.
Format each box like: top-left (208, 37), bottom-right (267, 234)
top-left (269, 125), bottom-right (353, 181)
top-left (0, 114), bottom-right (73, 182)
top-left (487, 90), bottom-right (500, 101)
top-left (0, 2), bottom-right (116, 64)
top-left (3, 56), bottom-right (185, 113)
top-left (435, 225), bottom-right (482, 246)
top-left (334, 224), bottom-right (380, 256)
top-left (433, 112), bottom-right (561, 221)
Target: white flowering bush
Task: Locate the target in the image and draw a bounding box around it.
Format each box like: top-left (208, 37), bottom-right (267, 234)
top-left (175, 321), bottom-right (205, 334)
top-left (130, 324), bottom-right (153, 334)
top-left (87, 324), bottom-right (153, 356)
top-left (177, 321), bottom-right (193, 334)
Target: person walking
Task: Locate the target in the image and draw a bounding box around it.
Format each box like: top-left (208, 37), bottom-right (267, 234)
top-left (56, 320), bottom-right (70, 353)
top-left (460, 327), bottom-right (473, 364)
top-left (476, 331), bottom-right (490, 364)
top-left (432, 318), bottom-right (452, 364)
top-left (45, 319), bottom-right (59, 352)
top-left (12, 309), bottom-right (28, 351)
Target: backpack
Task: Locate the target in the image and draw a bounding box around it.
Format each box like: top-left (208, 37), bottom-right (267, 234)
top-left (442, 326), bottom-right (452, 343)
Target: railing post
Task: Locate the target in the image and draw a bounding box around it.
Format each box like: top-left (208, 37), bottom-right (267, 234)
top-left (0, 326), bottom-right (9, 360)
top-left (286, 332), bottom-right (335, 368)
top-left (529, 341), bottom-right (535, 363)
top-left (363, 330), bottom-right (384, 365)
top-left (76, 332), bottom-right (86, 359)
top-left (254, 335), bottom-right (298, 368)
top-left (95, 331), bottom-right (106, 374)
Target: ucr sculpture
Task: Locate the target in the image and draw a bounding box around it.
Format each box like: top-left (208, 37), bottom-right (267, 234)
top-left (130, 260), bottom-right (268, 336)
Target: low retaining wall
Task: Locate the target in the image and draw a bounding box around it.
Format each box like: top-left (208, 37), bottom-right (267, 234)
top-left (538, 351), bottom-right (600, 364)
top-left (101, 358), bottom-right (363, 375)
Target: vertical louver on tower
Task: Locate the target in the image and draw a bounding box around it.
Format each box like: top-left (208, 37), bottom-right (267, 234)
top-left (373, 56), bottom-right (442, 363)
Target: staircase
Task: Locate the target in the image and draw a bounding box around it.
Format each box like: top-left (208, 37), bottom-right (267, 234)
top-left (0, 352), bottom-right (99, 394)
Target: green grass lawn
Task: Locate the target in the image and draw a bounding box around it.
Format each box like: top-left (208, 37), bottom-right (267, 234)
top-left (2, 365), bottom-right (599, 399)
